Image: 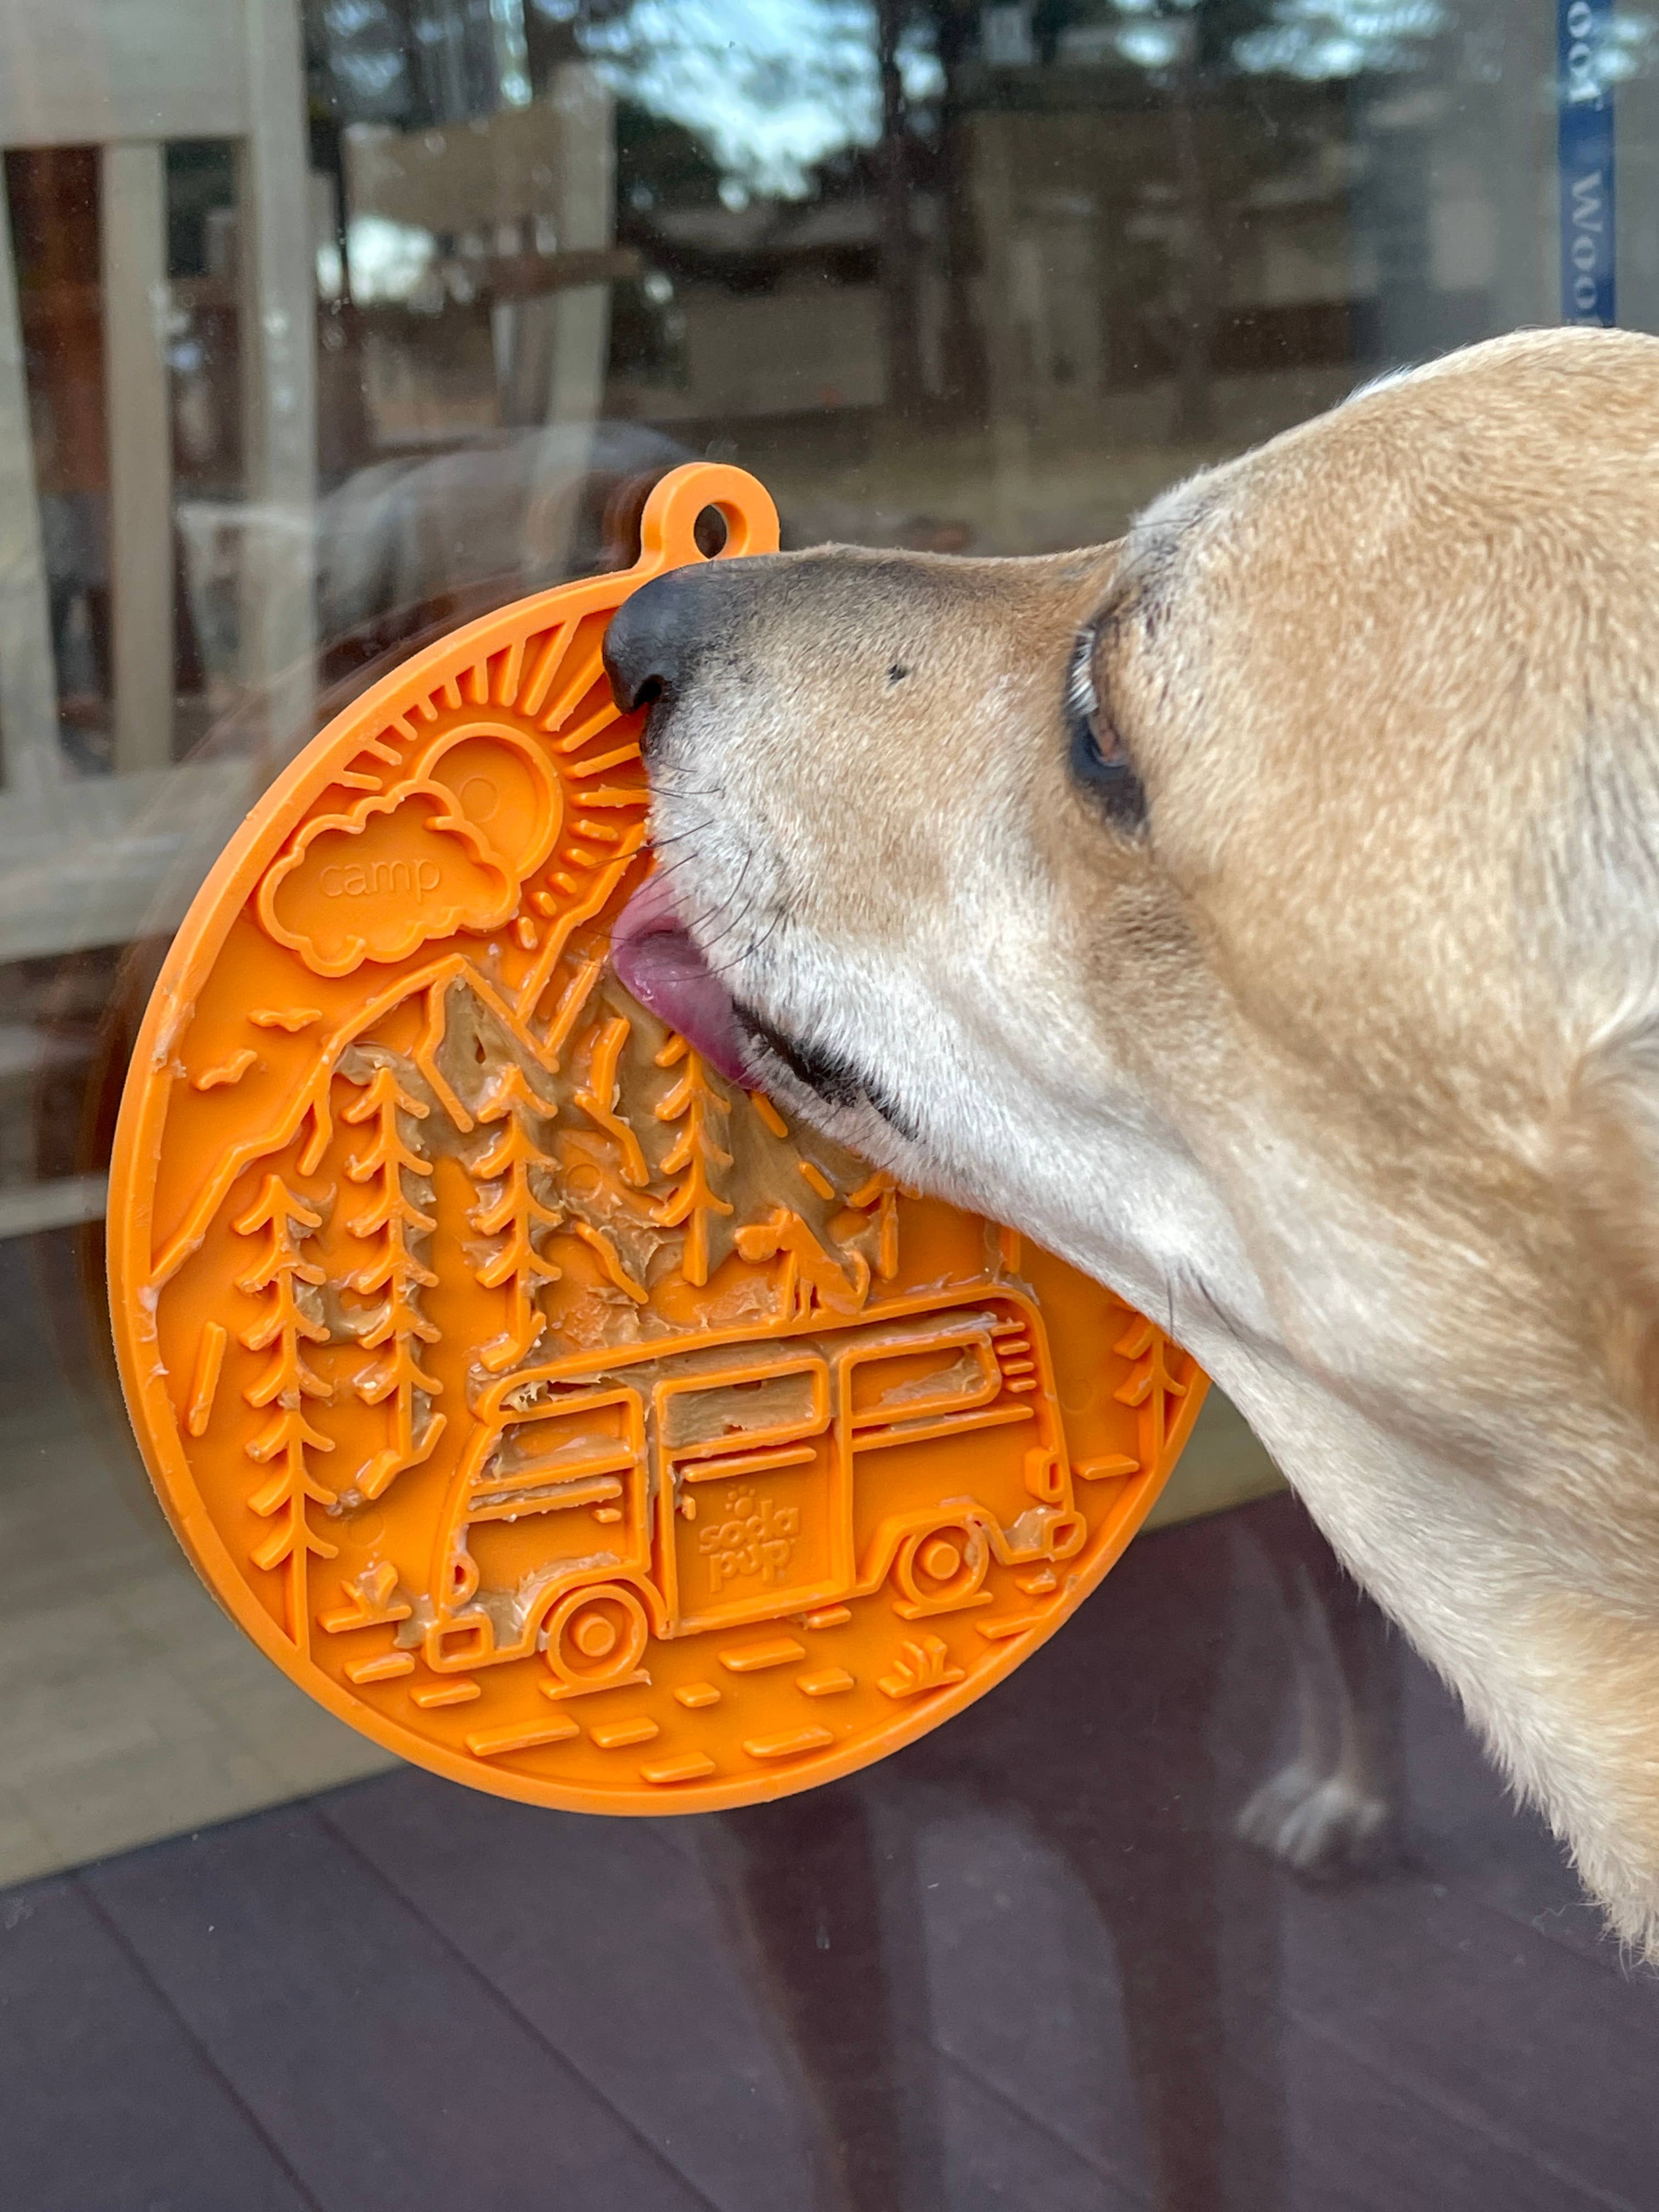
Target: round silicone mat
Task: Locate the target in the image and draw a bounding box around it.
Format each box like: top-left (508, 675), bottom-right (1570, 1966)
top-left (108, 462), bottom-right (1207, 1814)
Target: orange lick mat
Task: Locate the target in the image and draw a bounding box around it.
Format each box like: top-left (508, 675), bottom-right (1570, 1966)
top-left (109, 463), bottom-right (1207, 1813)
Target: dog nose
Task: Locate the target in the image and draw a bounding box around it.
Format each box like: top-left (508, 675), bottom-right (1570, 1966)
top-left (603, 566), bottom-right (713, 715)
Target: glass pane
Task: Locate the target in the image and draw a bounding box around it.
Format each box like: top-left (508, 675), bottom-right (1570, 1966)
top-left (3, 3), bottom-right (1657, 2204)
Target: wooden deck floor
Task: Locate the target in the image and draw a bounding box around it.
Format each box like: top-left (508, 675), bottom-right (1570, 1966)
top-left (5, 1491), bottom-right (1657, 2211)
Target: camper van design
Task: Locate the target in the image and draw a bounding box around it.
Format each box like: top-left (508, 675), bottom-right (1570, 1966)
top-left (115, 472), bottom-right (1203, 1811)
top-left (423, 1286), bottom-right (1086, 1695)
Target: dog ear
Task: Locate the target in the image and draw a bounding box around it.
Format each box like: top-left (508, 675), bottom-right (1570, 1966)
top-left (1559, 1019), bottom-right (1659, 1418)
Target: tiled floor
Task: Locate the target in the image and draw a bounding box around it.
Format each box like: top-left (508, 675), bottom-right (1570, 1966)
top-left (7, 1491), bottom-right (1658, 2212)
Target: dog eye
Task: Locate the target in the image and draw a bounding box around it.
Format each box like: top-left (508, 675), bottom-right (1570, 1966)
top-left (1066, 635), bottom-right (1147, 828)
top-left (1075, 699), bottom-right (1127, 773)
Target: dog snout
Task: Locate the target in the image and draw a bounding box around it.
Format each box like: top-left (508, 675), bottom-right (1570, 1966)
top-left (603, 562), bottom-right (743, 730)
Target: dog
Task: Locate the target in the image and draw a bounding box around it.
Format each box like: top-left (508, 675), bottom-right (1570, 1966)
top-left (602, 325), bottom-right (1659, 1957)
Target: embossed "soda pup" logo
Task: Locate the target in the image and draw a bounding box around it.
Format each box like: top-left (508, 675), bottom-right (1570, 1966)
top-left (699, 1487), bottom-right (802, 1592)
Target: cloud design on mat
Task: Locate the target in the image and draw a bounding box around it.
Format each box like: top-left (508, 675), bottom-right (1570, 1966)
top-left (257, 780), bottom-right (519, 976)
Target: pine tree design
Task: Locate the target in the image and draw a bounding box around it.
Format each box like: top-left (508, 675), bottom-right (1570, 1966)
top-left (342, 1065), bottom-right (445, 1500)
top-left (1113, 1314), bottom-right (1189, 1470)
top-left (651, 1035), bottom-right (733, 1288)
top-left (234, 1173), bottom-right (336, 1644)
top-left (572, 1011), bottom-right (648, 1187)
top-left (470, 1062), bottom-right (563, 1373)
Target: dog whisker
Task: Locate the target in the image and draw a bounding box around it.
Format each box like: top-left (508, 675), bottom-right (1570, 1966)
top-left (693, 879), bottom-right (760, 964)
top-left (641, 823), bottom-right (716, 868)
top-left (704, 903), bottom-right (785, 981)
top-left (643, 776), bottom-right (720, 803)
top-left (683, 859), bottom-right (756, 961)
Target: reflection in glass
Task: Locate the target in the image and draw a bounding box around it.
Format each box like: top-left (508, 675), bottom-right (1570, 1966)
top-left (4, 12), bottom-right (1659, 2205)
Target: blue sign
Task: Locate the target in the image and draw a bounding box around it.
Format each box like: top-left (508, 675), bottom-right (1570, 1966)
top-left (1559, 0), bottom-right (1616, 326)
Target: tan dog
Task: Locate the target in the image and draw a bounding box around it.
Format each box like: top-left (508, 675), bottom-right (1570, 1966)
top-left (605, 327), bottom-right (1659, 1954)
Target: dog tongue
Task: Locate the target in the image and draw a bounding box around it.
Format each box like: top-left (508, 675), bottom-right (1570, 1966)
top-left (611, 871), bottom-right (750, 1087)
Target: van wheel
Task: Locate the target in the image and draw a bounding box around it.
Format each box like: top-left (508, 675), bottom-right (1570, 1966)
top-left (893, 1519), bottom-right (989, 1613)
top-left (543, 1583), bottom-right (650, 1694)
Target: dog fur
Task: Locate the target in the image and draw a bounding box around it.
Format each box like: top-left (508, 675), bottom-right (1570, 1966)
top-left (605, 326), bottom-right (1659, 1955)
